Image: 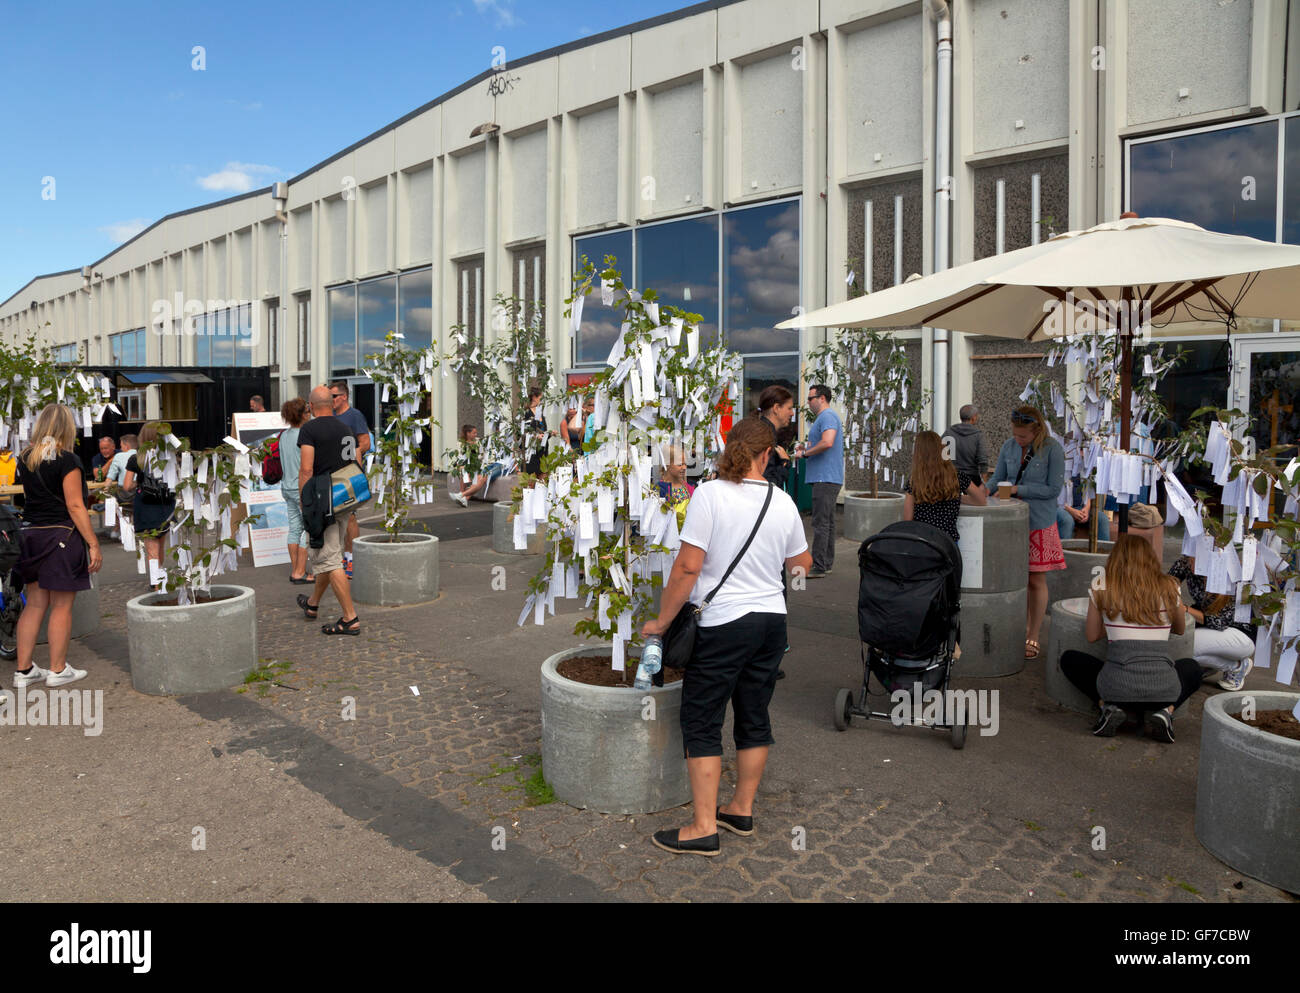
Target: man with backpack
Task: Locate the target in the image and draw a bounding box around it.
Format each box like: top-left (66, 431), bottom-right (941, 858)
top-left (295, 386), bottom-right (359, 635)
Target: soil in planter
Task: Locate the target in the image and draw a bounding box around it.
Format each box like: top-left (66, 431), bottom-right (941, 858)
top-left (366, 534), bottom-right (429, 544)
top-left (1232, 709), bottom-right (1300, 742)
top-left (145, 590), bottom-right (242, 607)
top-left (557, 654), bottom-right (684, 687)
top-left (850, 493), bottom-right (895, 499)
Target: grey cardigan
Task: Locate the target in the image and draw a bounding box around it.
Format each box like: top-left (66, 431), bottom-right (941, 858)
top-left (989, 437), bottom-right (1065, 532)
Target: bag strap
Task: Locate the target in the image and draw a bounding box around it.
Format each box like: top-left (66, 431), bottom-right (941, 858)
top-left (699, 482), bottom-right (774, 609)
top-left (1014, 449), bottom-right (1034, 486)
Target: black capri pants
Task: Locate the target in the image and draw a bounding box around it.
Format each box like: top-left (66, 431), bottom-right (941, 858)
top-left (680, 611), bottom-right (786, 758)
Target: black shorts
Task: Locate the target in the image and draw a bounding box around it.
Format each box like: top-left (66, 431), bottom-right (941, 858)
top-left (17, 523), bottom-right (91, 592)
top-left (680, 611), bottom-right (786, 758)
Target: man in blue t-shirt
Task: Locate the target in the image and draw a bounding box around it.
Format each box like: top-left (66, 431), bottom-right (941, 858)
top-left (798, 383), bottom-right (844, 577)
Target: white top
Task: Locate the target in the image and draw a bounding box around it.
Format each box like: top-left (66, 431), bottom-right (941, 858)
top-left (678, 478), bottom-right (808, 628)
top-left (1090, 591), bottom-right (1171, 641)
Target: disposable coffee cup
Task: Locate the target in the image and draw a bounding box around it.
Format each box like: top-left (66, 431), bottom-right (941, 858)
top-left (997, 482), bottom-right (1013, 500)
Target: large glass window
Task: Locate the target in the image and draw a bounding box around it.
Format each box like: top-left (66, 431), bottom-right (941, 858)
top-left (741, 354), bottom-right (800, 421)
top-left (1284, 118), bottom-right (1300, 246)
top-left (724, 201), bottom-right (800, 355)
top-left (195, 314), bottom-right (211, 365)
top-left (211, 309), bottom-right (235, 367)
top-left (328, 284), bottom-right (358, 375)
top-left (398, 268), bottom-right (433, 348)
top-left (357, 275), bottom-right (398, 366)
top-left (296, 295), bottom-right (311, 367)
top-left (635, 215), bottom-right (720, 348)
top-left (109, 328), bottom-right (144, 366)
top-left (1129, 119), bottom-right (1279, 241)
top-left (573, 230), bottom-right (633, 365)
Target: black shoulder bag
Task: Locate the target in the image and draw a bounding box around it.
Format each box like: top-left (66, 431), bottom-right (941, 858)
top-left (661, 482), bottom-right (774, 672)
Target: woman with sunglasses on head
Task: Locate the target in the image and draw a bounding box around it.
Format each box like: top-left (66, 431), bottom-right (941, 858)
top-left (989, 405), bottom-right (1065, 660)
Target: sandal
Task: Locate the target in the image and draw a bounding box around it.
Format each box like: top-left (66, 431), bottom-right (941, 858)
top-left (296, 593), bottom-right (319, 619)
top-left (323, 616), bottom-right (360, 636)
top-left (289, 576), bottom-right (314, 585)
top-left (1024, 639), bottom-right (1041, 660)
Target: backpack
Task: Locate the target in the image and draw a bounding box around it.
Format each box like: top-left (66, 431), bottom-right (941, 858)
top-left (261, 434), bottom-right (284, 485)
top-left (136, 453), bottom-right (173, 505)
top-left (0, 503), bottom-right (21, 578)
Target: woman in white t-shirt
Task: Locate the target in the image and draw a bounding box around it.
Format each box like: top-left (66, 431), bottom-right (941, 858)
top-left (641, 418), bottom-right (812, 857)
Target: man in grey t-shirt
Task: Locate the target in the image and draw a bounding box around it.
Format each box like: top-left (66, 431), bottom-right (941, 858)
top-left (329, 381), bottom-right (372, 576)
top-left (942, 404), bottom-right (990, 481)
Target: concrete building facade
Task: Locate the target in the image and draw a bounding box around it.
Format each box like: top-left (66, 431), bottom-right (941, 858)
top-left (4, 0), bottom-right (1300, 470)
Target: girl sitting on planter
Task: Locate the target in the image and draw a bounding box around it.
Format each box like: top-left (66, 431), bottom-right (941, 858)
top-left (641, 417), bottom-right (813, 856)
top-left (450, 426), bottom-right (514, 507)
top-left (903, 430), bottom-right (987, 544)
top-left (1060, 535), bottom-right (1200, 743)
top-left (1168, 554), bottom-right (1256, 691)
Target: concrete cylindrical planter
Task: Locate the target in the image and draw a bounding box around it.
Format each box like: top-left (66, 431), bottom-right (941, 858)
top-left (843, 491), bottom-right (905, 542)
top-left (351, 533), bottom-right (440, 606)
top-left (953, 497), bottom-right (1029, 677)
top-left (492, 501), bottom-right (544, 555)
top-left (957, 497), bottom-right (1028, 594)
top-left (541, 645), bottom-right (689, 815)
top-left (1045, 596), bottom-right (1192, 717)
top-left (127, 585), bottom-right (257, 696)
top-left (1046, 539), bottom-right (1115, 606)
top-left (1196, 691), bottom-right (1300, 894)
top-left (956, 588), bottom-right (1027, 678)
top-left (36, 584), bottom-right (100, 645)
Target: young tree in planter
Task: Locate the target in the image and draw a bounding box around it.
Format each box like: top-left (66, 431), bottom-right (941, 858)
top-left (513, 259), bottom-right (743, 678)
top-left (363, 332), bottom-right (441, 538)
top-left (803, 329), bottom-right (928, 497)
top-left (1021, 329), bottom-right (1189, 552)
top-left (126, 427), bottom-right (262, 604)
top-left (443, 294), bottom-right (559, 481)
top-left (0, 335), bottom-right (112, 449)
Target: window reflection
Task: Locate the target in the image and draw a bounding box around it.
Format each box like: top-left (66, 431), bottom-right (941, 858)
top-left (742, 354), bottom-right (800, 424)
top-left (574, 230), bottom-right (632, 365)
top-left (636, 215), bottom-right (720, 348)
top-left (398, 269), bottom-right (434, 349)
top-left (724, 202), bottom-right (800, 354)
top-left (195, 315), bottom-right (211, 366)
top-left (1285, 119), bottom-right (1300, 246)
top-left (329, 284), bottom-right (357, 375)
top-left (1129, 121), bottom-right (1278, 241)
top-left (358, 276), bottom-right (397, 366)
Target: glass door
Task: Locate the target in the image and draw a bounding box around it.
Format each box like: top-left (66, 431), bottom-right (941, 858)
top-left (1234, 341), bottom-right (1300, 462)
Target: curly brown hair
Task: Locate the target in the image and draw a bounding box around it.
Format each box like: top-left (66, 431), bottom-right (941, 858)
top-left (716, 418), bottom-right (773, 484)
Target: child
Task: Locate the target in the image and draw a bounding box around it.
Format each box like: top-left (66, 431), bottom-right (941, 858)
top-left (902, 430), bottom-right (987, 543)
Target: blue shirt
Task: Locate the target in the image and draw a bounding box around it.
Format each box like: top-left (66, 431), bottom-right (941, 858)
top-left (805, 408), bottom-right (844, 485)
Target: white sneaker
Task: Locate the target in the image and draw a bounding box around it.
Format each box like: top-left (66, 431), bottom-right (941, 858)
top-left (451, 491), bottom-right (469, 507)
top-left (1218, 658), bottom-right (1253, 692)
top-left (13, 663), bottom-right (47, 687)
top-left (45, 665), bottom-right (87, 687)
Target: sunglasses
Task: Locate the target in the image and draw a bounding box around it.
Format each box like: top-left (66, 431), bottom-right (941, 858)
top-left (1011, 412), bottom-right (1037, 426)
top-left (330, 392), bottom-right (344, 399)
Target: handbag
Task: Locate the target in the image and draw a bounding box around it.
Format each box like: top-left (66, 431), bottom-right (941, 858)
top-left (661, 482), bottom-right (774, 672)
top-left (330, 463), bottom-right (371, 514)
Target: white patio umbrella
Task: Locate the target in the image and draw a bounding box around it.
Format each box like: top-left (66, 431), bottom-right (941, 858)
top-left (779, 215), bottom-right (1300, 449)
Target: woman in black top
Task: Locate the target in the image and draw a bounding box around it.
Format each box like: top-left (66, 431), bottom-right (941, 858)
top-left (522, 386), bottom-right (552, 476)
top-left (11, 404), bottom-right (102, 690)
top-left (121, 422), bottom-right (176, 591)
top-left (903, 430), bottom-right (987, 543)
top-left (755, 385), bottom-right (796, 490)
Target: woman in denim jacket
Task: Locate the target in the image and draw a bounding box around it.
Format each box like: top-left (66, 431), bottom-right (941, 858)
top-left (990, 406), bottom-right (1066, 661)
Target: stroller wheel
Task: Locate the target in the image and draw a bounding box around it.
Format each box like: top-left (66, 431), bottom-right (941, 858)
top-left (833, 688), bottom-right (853, 731)
top-left (950, 721), bottom-right (967, 750)
top-left (0, 641), bottom-right (15, 662)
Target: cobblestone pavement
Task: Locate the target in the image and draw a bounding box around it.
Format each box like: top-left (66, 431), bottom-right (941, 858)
top-left (75, 526), bottom-right (1294, 903)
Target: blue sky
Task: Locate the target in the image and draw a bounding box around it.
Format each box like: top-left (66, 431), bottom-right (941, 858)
top-left (0, 0), bottom-right (681, 302)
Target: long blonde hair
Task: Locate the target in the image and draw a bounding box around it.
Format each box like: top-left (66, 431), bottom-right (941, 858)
top-left (1093, 535), bottom-right (1182, 626)
top-left (909, 430), bottom-right (959, 504)
top-left (22, 404), bottom-right (76, 471)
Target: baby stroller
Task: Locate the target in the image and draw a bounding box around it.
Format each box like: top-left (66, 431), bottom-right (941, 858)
top-left (0, 504), bottom-right (24, 662)
top-left (832, 520), bottom-right (968, 748)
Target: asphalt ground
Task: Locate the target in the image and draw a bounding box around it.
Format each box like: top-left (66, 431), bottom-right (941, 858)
top-left (0, 495), bottom-right (1293, 905)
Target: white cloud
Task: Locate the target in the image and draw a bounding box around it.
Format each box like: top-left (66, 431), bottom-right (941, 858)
top-left (197, 161), bottom-right (281, 193)
top-left (100, 219), bottom-right (150, 243)
top-left (473, 0), bottom-right (521, 28)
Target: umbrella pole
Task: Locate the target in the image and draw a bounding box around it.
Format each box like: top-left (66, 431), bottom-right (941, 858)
top-left (1118, 329), bottom-right (1132, 536)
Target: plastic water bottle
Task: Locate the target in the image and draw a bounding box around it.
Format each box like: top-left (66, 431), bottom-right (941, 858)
top-left (633, 635), bottom-right (664, 690)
